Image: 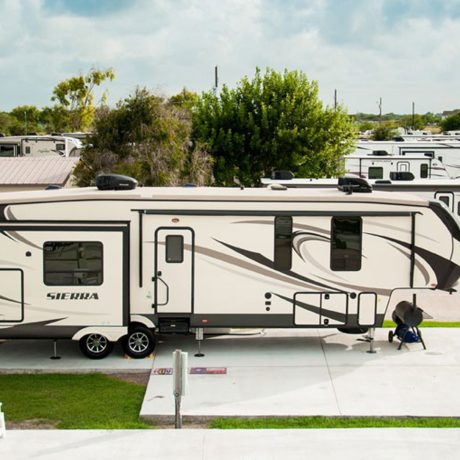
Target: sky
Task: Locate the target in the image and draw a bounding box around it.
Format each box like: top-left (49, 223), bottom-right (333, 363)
top-left (0, 0), bottom-right (459, 114)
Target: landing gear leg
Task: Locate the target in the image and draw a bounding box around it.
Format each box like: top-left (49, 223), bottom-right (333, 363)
top-left (194, 328), bottom-right (205, 357)
top-left (366, 327), bottom-right (376, 354)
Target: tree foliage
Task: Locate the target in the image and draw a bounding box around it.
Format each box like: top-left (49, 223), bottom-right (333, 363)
top-left (192, 68), bottom-right (356, 186)
top-left (371, 122), bottom-right (398, 140)
top-left (73, 88), bottom-right (213, 187)
top-left (52, 67), bottom-right (115, 131)
top-left (441, 112), bottom-right (460, 132)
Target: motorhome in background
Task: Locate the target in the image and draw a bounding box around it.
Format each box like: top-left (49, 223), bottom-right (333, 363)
top-left (353, 140), bottom-right (460, 178)
top-left (344, 152), bottom-right (449, 180)
top-left (0, 174), bottom-right (459, 359)
top-left (0, 135), bottom-right (82, 158)
top-left (261, 174), bottom-right (460, 218)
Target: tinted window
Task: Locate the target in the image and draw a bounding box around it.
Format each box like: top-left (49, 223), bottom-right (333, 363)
top-left (44, 241), bottom-right (103, 286)
top-left (438, 196), bottom-right (450, 207)
top-left (56, 143), bottom-right (65, 151)
top-left (331, 217), bottom-right (362, 271)
top-left (420, 163), bottom-right (429, 178)
top-left (274, 216), bottom-right (292, 270)
top-left (166, 235), bottom-right (184, 263)
top-left (368, 167), bottom-right (383, 179)
top-left (389, 171), bottom-right (415, 181)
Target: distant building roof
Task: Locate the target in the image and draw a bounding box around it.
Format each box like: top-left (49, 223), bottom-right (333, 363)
top-left (0, 157), bottom-right (78, 186)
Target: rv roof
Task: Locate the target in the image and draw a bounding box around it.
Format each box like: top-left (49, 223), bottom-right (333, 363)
top-left (0, 185), bottom-right (430, 207)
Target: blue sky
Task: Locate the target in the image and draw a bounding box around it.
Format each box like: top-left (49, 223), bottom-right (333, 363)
top-left (1, 0), bottom-right (459, 114)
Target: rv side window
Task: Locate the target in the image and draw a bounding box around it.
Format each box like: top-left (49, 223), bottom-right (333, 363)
top-left (274, 216), bottom-right (292, 270)
top-left (420, 164), bottom-right (429, 178)
top-left (43, 241), bottom-right (103, 286)
top-left (165, 235), bottom-right (184, 263)
top-left (331, 217), bottom-right (362, 271)
top-left (368, 167), bottom-right (383, 179)
top-left (56, 143), bottom-right (65, 151)
top-left (25, 146), bottom-right (31, 155)
top-left (438, 196), bottom-right (450, 208)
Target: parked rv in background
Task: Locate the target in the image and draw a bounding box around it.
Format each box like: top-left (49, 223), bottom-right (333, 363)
top-left (261, 174), bottom-right (460, 219)
top-left (354, 140), bottom-right (460, 178)
top-left (345, 153), bottom-right (449, 180)
top-left (0, 135), bottom-right (82, 158)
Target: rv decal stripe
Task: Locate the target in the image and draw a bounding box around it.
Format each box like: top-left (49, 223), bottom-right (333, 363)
top-left (216, 240), bottom-right (341, 292)
top-left (191, 244), bottom-right (317, 290)
top-left (367, 232), bottom-right (460, 290)
top-left (0, 294), bottom-right (22, 305)
top-left (5, 231), bottom-right (42, 250)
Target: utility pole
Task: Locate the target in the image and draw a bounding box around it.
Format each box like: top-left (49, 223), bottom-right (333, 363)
top-left (378, 97), bottom-right (382, 123)
top-left (24, 111), bottom-right (27, 135)
top-left (334, 89), bottom-right (337, 110)
top-left (412, 101), bottom-right (415, 130)
top-left (213, 65), bottom-right (219, 96)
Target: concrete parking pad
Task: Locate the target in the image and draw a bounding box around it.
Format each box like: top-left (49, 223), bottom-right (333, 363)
top-left (1, 429), bottom-right (460, 460)
top-left (141, 328), bottom-right (460, 421)
top-left (0, 340), bottom-right (153, 372)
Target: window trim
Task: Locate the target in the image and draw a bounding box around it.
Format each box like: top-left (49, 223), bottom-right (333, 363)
top-left (330, 216), bottom-right (362, 272)
top-left (43, 241), bottom-right (104, 286)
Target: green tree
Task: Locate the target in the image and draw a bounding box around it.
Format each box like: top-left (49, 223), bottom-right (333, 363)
top-left (0, 112), bottom-right (15, 135)
top-left (9, 105), bottom-right (42, 134)
top-left (73, 88), bottom-right (213, 187)
top-left (51, 67), bottom-right (115, 131)
top-left (441, 112), bottom-right (460, 132)
top-left (192, 68), bottom-right (356, 186)
top-left (371, 122), bottom-right (398, 140)
top-left (39, 106), bottom-right (71, 133)
top-left (401, 114), bottom-right (425, 131)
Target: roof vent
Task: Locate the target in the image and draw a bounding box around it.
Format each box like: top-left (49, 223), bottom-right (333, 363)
top-left (371, 150), bottom-right (389, 156)
top-left (271, 170), bottom-right (294, 180)
top-left (269, 183), bottom-right (287, 191)
top-left (96, 174), bottom-right (137, 191)
top-left (338, 176), bottom-right (372, 194)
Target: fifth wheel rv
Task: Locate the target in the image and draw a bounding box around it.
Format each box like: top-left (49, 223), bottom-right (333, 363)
top-left (0, 174), bottom-right (459, 359)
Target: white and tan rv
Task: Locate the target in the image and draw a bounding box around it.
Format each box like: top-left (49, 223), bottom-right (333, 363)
top-left (1, 175), bottom-right (459, 359)
top-left (0, 135), bottom-right (82, 158)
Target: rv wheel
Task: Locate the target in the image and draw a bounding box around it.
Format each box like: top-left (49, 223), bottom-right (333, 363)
top-left (79, 333), bottom-right (114, 359)
top-left (123, 325), bottom-right (156, 359)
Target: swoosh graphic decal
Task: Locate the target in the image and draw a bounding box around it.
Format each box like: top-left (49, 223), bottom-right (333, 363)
top-left (367, 232), bottom-right (460, 290)
top-left (215, 239), bottom-right (341, 292)
top-left (6, 231), bottom-right (42, 250)
top-left (0, 294), bottom-right (22, 305)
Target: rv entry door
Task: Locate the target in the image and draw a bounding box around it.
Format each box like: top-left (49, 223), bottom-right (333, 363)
top-left (154, 228), bottom-right (194, 314)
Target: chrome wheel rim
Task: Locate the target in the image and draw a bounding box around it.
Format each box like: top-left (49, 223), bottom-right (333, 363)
top-left (128, 332), bottom-right (149, 353)
top-left (86, 334), bottom-right (108, 354)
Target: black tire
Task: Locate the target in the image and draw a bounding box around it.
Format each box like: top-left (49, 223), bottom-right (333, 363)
top-left (337, 327), bottom-right (369, 334)
top-left (122, 325), bottom-right (156, 359)
top-left (388, 330), bottom-right (394, 343)
top-left (79, 333), bottom-right (114, 359)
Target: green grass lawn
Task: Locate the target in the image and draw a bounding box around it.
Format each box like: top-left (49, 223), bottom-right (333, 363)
top-left (210, 416), bottom-right (460, 429)
top-left (383, 320), bottom-right (460, 328)
top-left (0, 373), bottom-right (151, 429)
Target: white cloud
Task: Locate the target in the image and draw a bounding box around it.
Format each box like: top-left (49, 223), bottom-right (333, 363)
top-left (0, 0), bottom-right (459, 113)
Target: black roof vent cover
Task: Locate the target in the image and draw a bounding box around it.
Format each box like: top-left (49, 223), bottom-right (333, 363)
top-left (96, 174), bottom-right (138, 191)
top-left (271, 170), bottom-right (294, 180)
top-left (338, 176), bottom-right (372, 194)
top-left (371, 150), bottom-right (389, 156)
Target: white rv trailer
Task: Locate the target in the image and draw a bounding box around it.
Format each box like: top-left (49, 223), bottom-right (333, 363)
top-left (0, 136), bottom-right (82, 158)
top-left (1, 175), bottom-right (460, 359)
top-left (261, 176), bottom-right (460, 218)
top-left (344, 153), bottom-right (448, 180)
top-left (354, 140), bottom-right (460, 178)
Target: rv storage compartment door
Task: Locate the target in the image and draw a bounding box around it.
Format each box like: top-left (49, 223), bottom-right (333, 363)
top-left (155, 228), bottom-right (194, 314)
top-left (0, 269), bottom-right (23, 322)
top-left (294, 292), bottom-right (347, 326)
